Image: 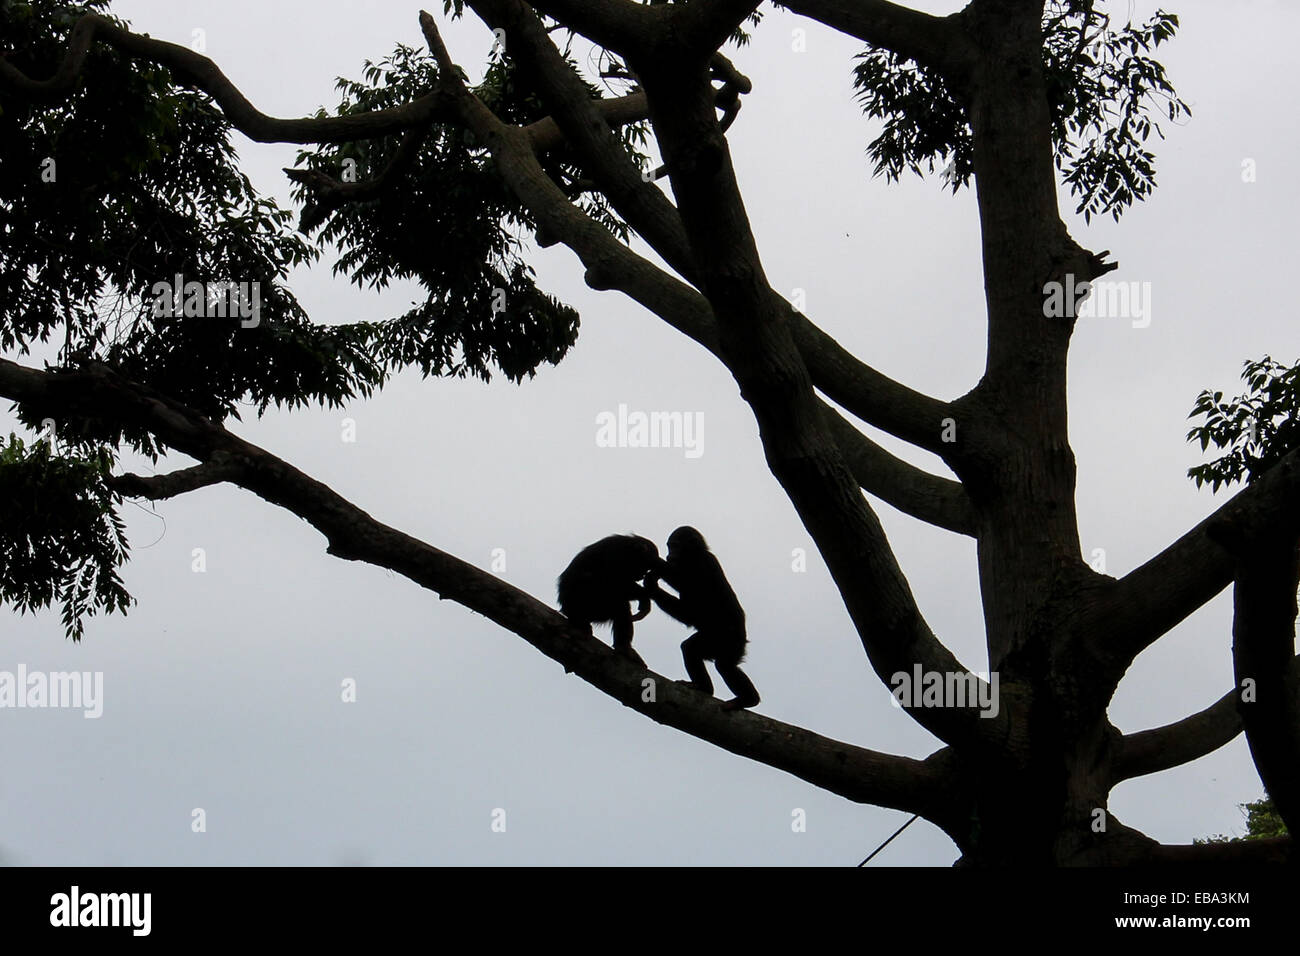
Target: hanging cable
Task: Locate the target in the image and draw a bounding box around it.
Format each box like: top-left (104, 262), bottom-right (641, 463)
top-left (857, 813), bottom-right (919, 866)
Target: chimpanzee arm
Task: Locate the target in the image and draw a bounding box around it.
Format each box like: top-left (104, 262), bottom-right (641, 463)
top-left (646, 575), bottom-right (691, 624)
top-left (631, 582), bottom-right (652, 621)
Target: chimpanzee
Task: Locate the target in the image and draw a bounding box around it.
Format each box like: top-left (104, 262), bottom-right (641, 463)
top-left (645, 526), bottom-right (760, 711)
top-left (556, 534), bottom-right (660, 661)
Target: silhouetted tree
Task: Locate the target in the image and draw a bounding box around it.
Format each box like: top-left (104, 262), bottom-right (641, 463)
top-left (2, 0), bottom-right (1296, 864)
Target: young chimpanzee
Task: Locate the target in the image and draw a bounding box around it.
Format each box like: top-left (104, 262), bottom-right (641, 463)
top-left (556, 534), bottom-right (660, 662)
top-left (645, 526), bottom-right (760, 711)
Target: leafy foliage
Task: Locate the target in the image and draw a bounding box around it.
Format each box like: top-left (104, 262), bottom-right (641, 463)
top-left (288, 42), bottom-right (622, 383)
top-left (1187, 357), bottom-right (1300, 492)
top-left (0, 0), bottom-right (388, 457)
top-left (0, 434), bottom-right (131, 639)
top-left (853, 1), bottom-right (1189, 221)
top-left (1196, 797), bottom-right (1289, 844)
top-left (853, 52), bottom-right (973, 189)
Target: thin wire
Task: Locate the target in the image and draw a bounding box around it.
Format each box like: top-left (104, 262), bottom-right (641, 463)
top-left (857, 813), bottom-right (919, 866)
top-left (124, 499), bottom-right (168, 549)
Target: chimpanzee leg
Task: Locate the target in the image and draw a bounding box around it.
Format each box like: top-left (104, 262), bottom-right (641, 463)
top-left (681, 633), bottom-right (714, 694)
top-left (611, 606), bottom-right (645, 664)
top-left (716, 658), bottom-right (760, 711)
top-left (611, 605), bottom-right (634, 651)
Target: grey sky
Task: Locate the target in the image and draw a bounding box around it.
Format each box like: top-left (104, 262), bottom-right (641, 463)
top-left (2, 0), bottom-right (1296, 865)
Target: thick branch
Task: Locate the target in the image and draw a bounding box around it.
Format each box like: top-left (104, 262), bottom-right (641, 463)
top-left (825, 410), bottom-right (974, 535)
top-left (1085, 447), bottom-right (1300, 673)
top-left (1110, 688), bottom-right (1242, 784)
top-left (0, 356), bottom-right (950, 816)
top-left (778, 0), bottom-right (971, 75)
top-left (796, 318), bottom-right (959, 453)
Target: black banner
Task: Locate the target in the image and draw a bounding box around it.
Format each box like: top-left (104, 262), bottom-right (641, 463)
top-left (0, 865), bottom-right (1283, 942)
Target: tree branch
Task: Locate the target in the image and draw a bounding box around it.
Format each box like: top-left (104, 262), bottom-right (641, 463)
top-left (0, 12), bottom-right (456, 142)
top-left (1084, 447), bottom-right (1300, 675)
top-left (106, 456), bottom-right (244, 501)
top-left (778, 0), bottom-right (972, 76)
top-left (825, 410), bottom-right (974, 535)
top-left (795, 317), bottom-right (960, 453)
top-left (525, 88), bottom-right (642, 150)
top-left (1110, 688), bottom-right (1243, 784)
top-left (0, 356), bottom-right (951, 816)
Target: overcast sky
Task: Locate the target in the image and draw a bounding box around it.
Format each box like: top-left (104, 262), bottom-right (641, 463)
top-left (3, 0), bottom-right (1297, 866)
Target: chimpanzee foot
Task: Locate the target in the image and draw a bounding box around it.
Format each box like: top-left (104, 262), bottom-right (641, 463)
top-left (720, 697), bottom-right (758, 712)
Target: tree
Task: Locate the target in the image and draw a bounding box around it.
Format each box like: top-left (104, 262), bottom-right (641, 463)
top-left (1, 0), bottom-right (1296, 866)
